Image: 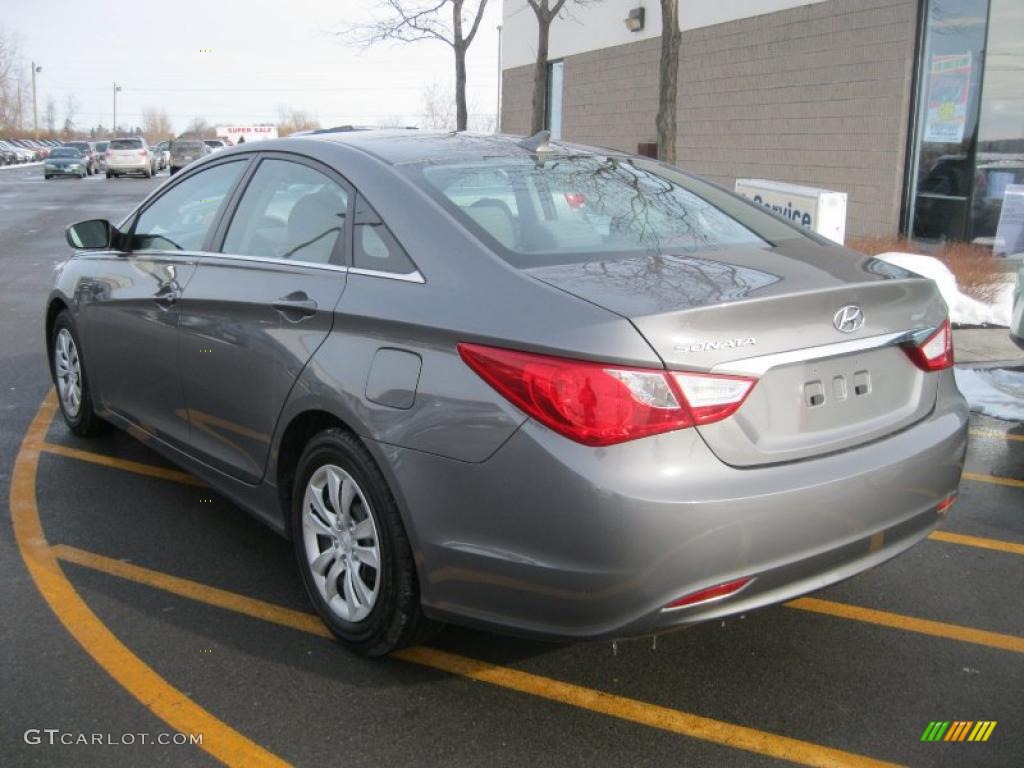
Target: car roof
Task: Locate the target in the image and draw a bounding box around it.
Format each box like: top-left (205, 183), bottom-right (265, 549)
top-left (292, 129), bottom-right (614, 166)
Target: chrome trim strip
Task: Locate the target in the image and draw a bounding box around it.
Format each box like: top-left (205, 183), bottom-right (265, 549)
top-left (348, 266), bottom-right (425, 284)
top-left (710, 327), bottom-right (935, 377)
top-left (190, 252), bottom-right (426, 283)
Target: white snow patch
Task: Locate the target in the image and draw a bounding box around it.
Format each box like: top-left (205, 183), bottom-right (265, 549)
top-left (954, 368), bottom-right (1024, 422)
top-left (874, 252), bottom-right (1012, 327)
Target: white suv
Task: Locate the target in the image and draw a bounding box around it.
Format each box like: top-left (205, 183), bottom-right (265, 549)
top-left (105, 137), bottom-right (158, 178)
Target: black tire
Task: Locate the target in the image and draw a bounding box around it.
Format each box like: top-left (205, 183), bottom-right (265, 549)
top-left (105, 171), bottom-right (112, 179)
top-left (170, 166), bottom-right (178, 175)
top-left (44, 174), bottom-right (52, 180)
top-left (50, 310), bottom-right (107, 437)
top-left (291, 429), bottom-right (438, 657)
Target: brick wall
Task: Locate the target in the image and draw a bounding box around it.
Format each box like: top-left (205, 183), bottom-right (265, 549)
top-left (500, 0), bottom-right (920, 237)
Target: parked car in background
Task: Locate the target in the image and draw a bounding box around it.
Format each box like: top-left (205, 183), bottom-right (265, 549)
top-left (203, 139), bottom-right (227, 152)
top-left (94, 141), bottom-right (109, 171)
top-left (43, 147), bottom-right (87, 179)
top-left (217, 136), bottom-right (234, 147)
top-left (11, 139), bottom-right (42, 161)
top-left (0, 143), bottom-right (17, 165)
top-left (105, 137), bottom-right (157, 178)
top-left (169, 139), bottom-right (210, 174)
top-left (48, 131), bottom-right (969, 656)
top-left (1012, 261), bottom-right (1024, 350)
top-left (63, 141), bottom-right (98, 175)
top-left (1, 140), bottom-right (34, 163)
top-left (153, 140), bottom-right (170, 170)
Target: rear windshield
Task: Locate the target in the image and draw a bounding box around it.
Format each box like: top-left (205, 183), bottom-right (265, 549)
top-left (173, 141), bottom-right (204, 152)
top-left (110, 139), bottom-right (143, 149)
top-left (412, 155), bottom-right (816, 267)
top-left (204, 140), bottom-right (222, 147)
top-left (94, 142), bottom-right (108, 152)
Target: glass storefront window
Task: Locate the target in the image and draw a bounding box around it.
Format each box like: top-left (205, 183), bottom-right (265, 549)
top-left (907, 0), bottom-right (1024, 247)
top-left (545, 60), bottom-right (564, 140)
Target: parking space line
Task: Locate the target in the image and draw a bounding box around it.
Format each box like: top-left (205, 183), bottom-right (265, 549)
top-left (785, 598), bottom-right (1024, 654)
top-left (928, 530), bottom-right (1024, 556)
top-left (11, 393), bottom-right (290, 768)
top-left (50, 544), bottom-right (900, 768)
top-left (969, 428), bottom-right (1024, 443)
top-left (39, 441), bottom-right (206, 487)
top-left (962, 471), bottom-right (1024, 490)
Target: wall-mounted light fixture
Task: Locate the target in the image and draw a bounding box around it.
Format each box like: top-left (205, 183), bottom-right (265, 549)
top-left (624, 7), bottom-right (645, 32)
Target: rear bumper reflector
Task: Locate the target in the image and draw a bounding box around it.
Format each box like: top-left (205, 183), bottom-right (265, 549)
top-left (662, 576), bottom-right (754, 611)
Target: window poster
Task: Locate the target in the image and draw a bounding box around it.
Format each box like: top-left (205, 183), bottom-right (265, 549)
top-left (923, 52), bottom-right (972, 144)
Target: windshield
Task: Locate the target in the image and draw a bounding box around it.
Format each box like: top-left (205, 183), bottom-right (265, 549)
top-left (413, 155), bottom-right (814, 268)
top-left (49, 148), bottom-right (82, 158)
top-left (65, 143), bottom-right (90, 151)
top-left (110, 139), bottom-right (143, 149)
top-left (94, 142), bottom-right (108, 151)
top-left (204, 140), bottom-right (222, 147)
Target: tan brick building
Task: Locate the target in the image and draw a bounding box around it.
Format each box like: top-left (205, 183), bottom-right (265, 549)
top-left (499, 0), bottom-right (1024, 245)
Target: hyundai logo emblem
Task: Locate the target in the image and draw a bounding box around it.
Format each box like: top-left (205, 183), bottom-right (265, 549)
top-left (833, 305), bottom-right (865, 333)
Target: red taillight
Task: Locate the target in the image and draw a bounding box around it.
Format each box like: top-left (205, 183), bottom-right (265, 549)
top-left (936, 493), bottom-right (957, 513)
top-left (564, 192), bottom-right (586, 209)
top-left (139, 149), bottom-right (148, 156)
top-left (663, 577), bottom-right (753, 610)
top-left (903, 319), bottom-right (953, 371)
top-left (457, 343), bottom-right (756, 446)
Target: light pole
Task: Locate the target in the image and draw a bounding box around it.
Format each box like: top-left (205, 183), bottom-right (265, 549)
top-left (496, 25), bottom-right (502, 133)
top-left (112, 82), bottom-right (122, 136)
top-left (32, 62), bottom-right (42, 138)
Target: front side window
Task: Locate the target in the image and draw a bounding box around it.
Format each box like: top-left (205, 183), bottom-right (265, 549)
top-left (222, 159), bottom-right (349, 264)
top-left (414, 156), bottom-right (804, 268)
top-left (132, 161), bottom-right (244, 252)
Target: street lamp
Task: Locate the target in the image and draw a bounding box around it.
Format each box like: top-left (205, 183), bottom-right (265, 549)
top-left (32, 62), bottom-right (42, 138)
top-left (112, 82), bottom-right (122, 137)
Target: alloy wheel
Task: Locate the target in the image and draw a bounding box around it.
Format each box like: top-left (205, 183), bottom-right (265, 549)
top-left (301, 464), bottom-right (382, 622)
top-left (54, 328), bottom-right (82, 418)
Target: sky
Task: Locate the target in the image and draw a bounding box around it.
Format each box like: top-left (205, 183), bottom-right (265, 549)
top-left (8, 0), bottom-right (502, 133)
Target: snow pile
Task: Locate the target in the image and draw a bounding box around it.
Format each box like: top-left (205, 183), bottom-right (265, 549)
top-left (954, 368), bottom-right (1024, 422)
top-left (874, 252), bottom-right (1013, 327)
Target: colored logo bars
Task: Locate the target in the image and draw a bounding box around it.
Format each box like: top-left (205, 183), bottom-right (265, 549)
top-left (921, 721), bottom-right (997, 742)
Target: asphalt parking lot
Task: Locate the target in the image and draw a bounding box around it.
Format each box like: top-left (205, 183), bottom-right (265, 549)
top-left (1, 163), bottom-right (1021, 768)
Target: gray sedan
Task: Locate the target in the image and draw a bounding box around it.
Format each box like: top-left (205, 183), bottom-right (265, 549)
top-left (47, 131), bottom-right (968, 656)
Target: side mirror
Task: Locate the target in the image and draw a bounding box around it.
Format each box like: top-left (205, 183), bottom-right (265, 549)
top-left (66, 219), bottom-right (114, 250)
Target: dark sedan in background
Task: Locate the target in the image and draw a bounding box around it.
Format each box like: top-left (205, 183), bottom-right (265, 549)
top-left (47, 131), bottom-right (968, 656)
top-left (43, 147), bottom-right (88, 179)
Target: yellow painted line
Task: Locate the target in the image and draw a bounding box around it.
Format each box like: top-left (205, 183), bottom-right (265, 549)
top-left (52, 544), bottom-right (331, 639)
top-left (963, 471), bottom-right (1024, 490)
top-left (969, 428), bottom-right (1024, 443)
top-left (52, 545), bottom-right (900, 768)
top-left (10, 391), bottom-right (289, 768)
top-left (39, 441), bottom-right (206, 487)
top-left (928, 530), bottom-right (1024, 556)
top-left (786, 597), bottom-right (1024, 654)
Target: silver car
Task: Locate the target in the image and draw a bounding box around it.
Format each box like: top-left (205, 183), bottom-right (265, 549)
top-left (47, 131), bottom-right (968, 656)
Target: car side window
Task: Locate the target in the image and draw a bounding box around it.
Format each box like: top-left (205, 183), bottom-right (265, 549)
top-left (222, 159), bottom-right (349, 265)
top-left (132, 161), bottom-right (244, 252)
top-left (352, 195), bottom-right (418, 276)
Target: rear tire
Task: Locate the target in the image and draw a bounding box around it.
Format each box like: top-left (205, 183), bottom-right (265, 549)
top-left (105, 171), bottom-right (112, 179)
top-left (50, 311), bottom-right (107, 437)
top-left (291, 429), bottom-right (438, 657)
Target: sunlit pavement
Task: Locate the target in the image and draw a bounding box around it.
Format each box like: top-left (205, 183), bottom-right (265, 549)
top-left (1, 171), bottom-right (1021, 768)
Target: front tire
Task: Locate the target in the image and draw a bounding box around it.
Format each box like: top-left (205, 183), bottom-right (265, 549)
top-left (291, 429), bottom-right (437, 657)
top-left (50, 311), bottom-right (106, 437)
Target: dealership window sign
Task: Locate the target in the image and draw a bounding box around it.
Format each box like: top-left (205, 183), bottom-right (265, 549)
top-left (923, 52), bottom-right (972, 144)
top-left (994, 184), bottom-right (1024, 257)
top-left (735, 179), bottom-right (847, 244)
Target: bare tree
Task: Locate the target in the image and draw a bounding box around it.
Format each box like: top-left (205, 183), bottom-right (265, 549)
top-left (656, 0), bottom-right (680, 164)
top-left (44, 95), bottom-right (56, 133)
top-left (526, 0), bottom-right (567, 135)
top-left (420, 81), bottom-right (456, 130)
top-left (183, 116), bottom-right (215, 138)
top-left (141, 106), bottom-right (174, 143)
top-left (347, 1), bottom-right (489, 131)
top-left (0, 26), bottom-right (22, 130)
top-left (277, 106), bottom-right (320, 136)
top-left (62, 94), bottom-right (78, 138)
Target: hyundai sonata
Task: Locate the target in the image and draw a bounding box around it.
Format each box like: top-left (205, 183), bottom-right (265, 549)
top-left (47, 130), bottom-right (968, 655)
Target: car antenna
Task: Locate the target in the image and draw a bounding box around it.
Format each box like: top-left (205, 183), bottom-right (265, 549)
top-left (518, 130), bottom-right (551, 153)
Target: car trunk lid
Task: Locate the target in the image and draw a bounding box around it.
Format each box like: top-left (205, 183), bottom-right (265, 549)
top-left (527, 243), bottom-right (948, 466)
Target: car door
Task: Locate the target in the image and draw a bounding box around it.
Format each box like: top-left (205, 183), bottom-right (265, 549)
top-left (177, 153), bottom-right (351, 483)
top-left (80, 158), bottom-right (249, 451)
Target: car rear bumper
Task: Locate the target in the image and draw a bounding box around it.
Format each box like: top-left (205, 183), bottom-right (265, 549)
top-left (106, 159), bottom-right (149, 172)
top-left (380, 370), bottom-right (968, 641)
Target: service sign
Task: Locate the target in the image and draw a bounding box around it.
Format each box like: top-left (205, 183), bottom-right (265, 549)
top-left (735, 179), bottom-right (847, 244)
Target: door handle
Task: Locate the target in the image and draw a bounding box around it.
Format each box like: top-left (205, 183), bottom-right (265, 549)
top-left (273, 292), bottom-right (318, 318)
